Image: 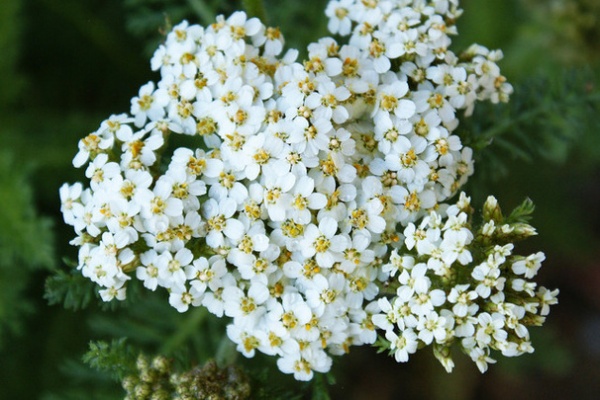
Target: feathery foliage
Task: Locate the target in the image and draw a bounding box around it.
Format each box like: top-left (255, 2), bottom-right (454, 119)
top-left (0, 152), bottom-right (54, 346)
top-left (461, 68), bottom-right (600, 198)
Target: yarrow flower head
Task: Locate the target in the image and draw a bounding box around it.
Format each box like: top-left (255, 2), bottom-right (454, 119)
top-left (59, 0), bottom-right (554, 381)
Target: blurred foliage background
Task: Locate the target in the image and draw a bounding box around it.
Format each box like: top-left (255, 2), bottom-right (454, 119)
top-left (0, 0), bottom-right (599, 398)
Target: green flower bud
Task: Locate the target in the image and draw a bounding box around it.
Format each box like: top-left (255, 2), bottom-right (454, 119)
top-left (511, 223), bottom-right (537, 238)
top-left (122, 375), bottom-right (139, 392)
top-left (136, 355), bottom-right (150, 373)
top-left (483, 195), bottom-right (503, 223)
top-left (134, 383), bottom-right (151, 399)
top-left (433, 343), bottom-right (455, 373)
top-left (152, 356), bottom-right (171, 375)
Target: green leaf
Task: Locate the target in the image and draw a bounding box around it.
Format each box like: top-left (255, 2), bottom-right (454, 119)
top-left (0, 150), bottom-right (55, 346)
top-left (44, 269), bottom-right (96, 311)
top-left (506, 197), bottom-right (536, 224)
top-left (462, 68), bottom-right (600, 186)
top-left (83, 338), bottom-right (138, 381)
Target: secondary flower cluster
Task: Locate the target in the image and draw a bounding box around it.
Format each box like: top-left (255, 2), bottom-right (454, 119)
top-left (122, 356), bottom-right (251, 400)
top-left (373, 193), bottom-right (559, 372)
top-left (60, 0), bottom-right (522, 381)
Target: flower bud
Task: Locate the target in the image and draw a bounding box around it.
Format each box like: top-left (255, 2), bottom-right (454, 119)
top-left (136, 355), bottom-right (149, 373)
top-left (483, 195), bottom-right (503, 223)
top-left (511, 223), bottom-right (537, 238)
top-left (433, 344), bottom-right (455, 373)
top-left (122, 375), bottom-right (138, 392)
top-left (152, 356), bottom-right (171, 375)
top-left (134, 383), bottom-right (151, 398)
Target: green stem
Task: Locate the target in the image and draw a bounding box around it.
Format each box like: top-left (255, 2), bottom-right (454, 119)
top-left (160, 307), bottom-right (208, 355)
top-left (312, 373), bottom-right (332, 400)
top-left (242, 0), bottom-right (268, 23)
top-left (215, 333), bottom-right (238, 367)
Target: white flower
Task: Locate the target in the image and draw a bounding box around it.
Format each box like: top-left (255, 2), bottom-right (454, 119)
top-left (325, 0), bottom-right (354, 36)
top-left (374, 78), bottom-right (416, 121)
top-left (409, 288), bottom-right (446, 317)
top-left (440, 232), bottom-right (473, 265)
top-left (73, 131), bottom-right (114, 168)
top-left (201, 273), bottom-right (237, 318)
top-left (187, 256), bottom-right (227, 293)
top-left (170, 148), bottom-right (223, 178)
top-left (136, 250), bottom-right (161, 290)
top-left (476, 312), bottom-right (507, 346)
top-left (511, 278), bottom-right (536, 297)
top-left (121, 130), bottom-right (165, 168)
top-left (202, 197), bottom-right (244, 248)
top-left (227, 324), bottom-right (267, 358)
top-left (305, 75), bottom-right (351, 124)
top-left (141, 180), bottom-right (183, 234)
top-left (223, 279), bottom-right (270, 325)
top-left (238, 133), bottom-right (285, 180)
top-left (207, 167), bottom-right (249, 205)
top-left (417, 311), bottom-right (448, 344)
top-left (300, 217), bottom-right (348, 268)
top-left (472, 261), bottom-right (504, 299)
top-left (469, 346), bottom-right (496, 373)
top-left (366, 32), bottom-right (403, 74)
top-left (403, 221), bottom-right (438, 255)
top-left (130, 81), bottom-right (168, 127)
top-left (85, 153), bottom-right (121, 192)
top-left (261, 165), bottom-right (296, 222)
top-left (536, 287), bottom-right (559, 316)
top-left (273, 291), bottom-right (313, 332)
top-left (289, 174), bottom-right (328, 225)
top-left (305, 38), bottom-right (343, 76)
top-left (447, 284), bottom-right (478, 317)
top-left (385, 329), bottom-right (418, 362)
top-left (277, 345), bottom-right (332, 381)
top-left (512, 252), bottom-right (545, 279)
top-left (397, 263), bottom-right (430, 298)
top-left (169, 284), bottom-right (203, 312)
top-left (60, 183), bottom-right (84, 226)
top-left (157, 248), bottom-right (193, 290)
top-left (99, 280), bottom-right (128, 302)
top-left (385, 135), bottom-right (432, 186)
top-left (372, 297), bottom-right (400, 332)
top-left (276, 353), bottom-right (314, 381)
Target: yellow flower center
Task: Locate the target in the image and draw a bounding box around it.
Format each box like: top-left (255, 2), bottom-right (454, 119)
top-left (314, 235), bottom-right (331, 253)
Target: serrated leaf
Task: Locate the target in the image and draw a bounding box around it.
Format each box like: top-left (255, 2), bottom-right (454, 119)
top-left (83, 338), bottom-right (138, 381)
top-left (44, 269), bottom-right (96, 311)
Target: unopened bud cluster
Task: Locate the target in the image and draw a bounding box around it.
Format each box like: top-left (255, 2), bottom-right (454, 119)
top-left (373, 193), bottom-right (559, 372)
top-left (122, 355), bottom-right (174, 400)
top-left (123, 356), bottom-right (250, 400)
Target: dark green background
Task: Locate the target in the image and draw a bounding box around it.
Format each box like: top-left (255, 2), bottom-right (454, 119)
top-left (1, 0), bottom-right (599, 398)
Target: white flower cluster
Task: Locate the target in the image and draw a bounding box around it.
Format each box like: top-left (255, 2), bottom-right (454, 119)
top-left (373, 193), bottom-right (559, 373)
top-left (60, 1), bottom-right (516, 381)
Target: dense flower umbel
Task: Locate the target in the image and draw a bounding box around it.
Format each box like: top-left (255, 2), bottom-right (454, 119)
top-left (60, 1), bottom-right (524, 380)
top-left (373, 193), bottom-right (558, 372)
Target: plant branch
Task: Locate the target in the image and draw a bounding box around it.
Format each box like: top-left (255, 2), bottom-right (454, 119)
top-left (160, 307), bottom-right (209, 355)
